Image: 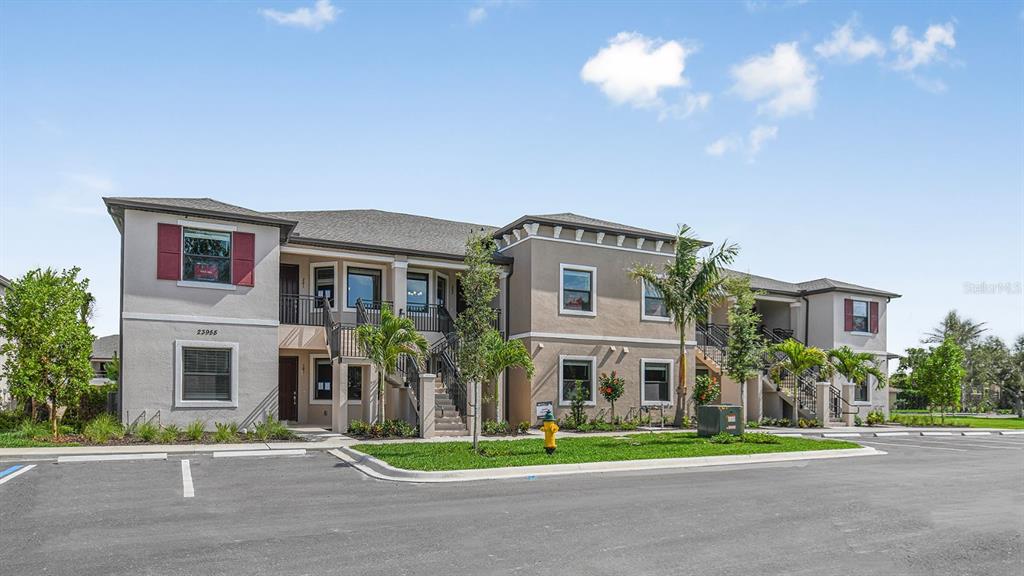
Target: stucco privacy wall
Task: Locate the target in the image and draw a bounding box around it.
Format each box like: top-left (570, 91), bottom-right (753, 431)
top-left (120, 208), bottom-right (281, 428)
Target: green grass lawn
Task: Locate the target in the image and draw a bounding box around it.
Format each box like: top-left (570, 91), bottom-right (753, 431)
top-left (0, 432), bottom-right (78, 448)
top-left (353, 433), bottom-right (859, 471)
top-left (891, 414), bottom-right (1024, 429)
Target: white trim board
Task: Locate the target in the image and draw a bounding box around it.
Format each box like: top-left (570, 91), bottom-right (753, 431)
top-left (122, 312), bottom-right (278, 327)
top-left (281, 245), bottom-right (395, 263)
top-left (499, 233), bottom-right (672, 258)
top-left (509, 331), bottom-right (679, 346)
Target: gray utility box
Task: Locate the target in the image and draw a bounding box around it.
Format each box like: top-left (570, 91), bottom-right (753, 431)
top-left (697, 404), bottom-right (744, 437)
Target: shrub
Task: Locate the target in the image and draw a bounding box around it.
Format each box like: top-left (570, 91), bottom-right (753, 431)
top-left (854, 415), bottom-right (863, 427)
top-left (517, 421), bottom-right (530, 434)
top-left (866, 410), bottom-right (885, 426)
top-left (746, 420), bottom-right (760, 429)
top-left (798, 418), bottom-right (821, 428)
top-left (598, 371), bottom-right (625, 420)
top-left (156, 425), bottom-right (180, 444)
top-left (82, 413), bottom-right (124, 444)
top-left (0, 411), bottom-right (24, 433)
top-left (348, 419), bottom-right (369, 436)
top-left (566, 380), bottom-right (588, 429)
top-left (17, 419), bottom-right (50, 440)
top-left (185, 419), bottom-right (205, 442)
top-left (213, 421), bottom-right (240, 443)
top-left (135, 421), bottom-right (159, 442)
top-left (709, 432), bottom-right (740, 444)
top-left (482, 419), bottom-right (509, 436)
top-left (252, 415), bottom-right (293, 441)
top-left (693, 374), bottom-right (720, 407)
top-left (760, 417), bottom-right (790, 428)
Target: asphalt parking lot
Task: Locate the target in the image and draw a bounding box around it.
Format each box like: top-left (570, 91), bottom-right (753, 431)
top-left (1, 435), bottom-right (1022, 576)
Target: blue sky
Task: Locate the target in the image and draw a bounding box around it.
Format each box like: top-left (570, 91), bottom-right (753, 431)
top-left (1, 1), bottom-right (1021, 358)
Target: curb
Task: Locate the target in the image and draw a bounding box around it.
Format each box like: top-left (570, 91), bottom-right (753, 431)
top-left (331, 445), bottom-right (886, 483)
top-left (58, 453), bottom-right (168, 463)
top-left (0, 440), bottom-right (344, 461)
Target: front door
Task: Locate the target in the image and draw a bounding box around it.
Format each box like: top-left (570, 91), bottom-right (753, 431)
top-left (278, 356), bottom-right (299, 421)
top-left (280, 264), bottom-right (300, 324)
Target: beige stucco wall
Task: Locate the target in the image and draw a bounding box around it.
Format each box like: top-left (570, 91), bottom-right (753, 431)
top-left (120, 209), bottom-right (282, 428)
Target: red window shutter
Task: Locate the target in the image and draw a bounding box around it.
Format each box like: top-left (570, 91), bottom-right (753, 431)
top-left (869, 301), bottom-right (879, 334)
top-left (232, 232), bottom-right (255, 287)
top-left (843, 298), bottom-right (854, 332)
top-left (156, 223), bottom-right (181, 280)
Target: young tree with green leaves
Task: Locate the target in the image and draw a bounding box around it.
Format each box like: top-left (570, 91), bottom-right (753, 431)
top-left (355, 304), bottom-right (428, 424)
top-left (890, 347), bottom-right (930, 410)
top-left (827, 346), bottom-right (887, 402)
top-left (722, 276), bottom-right (764, 419)
top-left (767, 339), bottom-right (833, 427)
top-left (918, 336), bottom-right (966, 423)
top-left (455, 232), bottom-right (500, 450)
top-left (0, 268), bottom-right (95, 438)
top-left (629, 225), bottom-right (738, 424)
top-left (481, 328), bottom-right (534, 408)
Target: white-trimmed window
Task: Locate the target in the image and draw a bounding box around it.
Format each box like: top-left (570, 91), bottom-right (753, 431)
top-left (311, 262), bottom-right (337, 309)
top-left (855, 375), bottom-right (871, 404)
top-left (559, 355), bottom-right (596, 405)
top-left (347, 365), bottom-right (363, 404)
top-left (851, 300), bottom-right (869, 333)
top-left (641, 359), bottom-right (673, 406)
top-left (642, 281), bottom-right (670, 321)
top-left (175, 340), bottom-right (239, 408)
top-left (406, 270), bottom-right (430, 313)
top-left (560, 264), bottom-right (597, 316)
top-left (436, 273), bottom-right (449, 310)
top-left (311, 357), bottom-right (333, 404)
top-left (344, 262), bottom-right (385, 311)
top-left (182, 227), bottom-right (231, 284)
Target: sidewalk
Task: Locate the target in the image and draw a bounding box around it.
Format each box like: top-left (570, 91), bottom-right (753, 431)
top-left (0, 437), bottom-right (350, 460)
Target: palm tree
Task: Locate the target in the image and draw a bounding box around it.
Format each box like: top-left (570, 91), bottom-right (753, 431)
top-left (629, 225), bottom-right (738, 423)
top-left (767, 339), bottom-right (832, 427)
top-left (355, 304), bottom-right (429, 424)
top-left (923, 310), bottom-right (986, 350)
top-left (481, 329), bottom-right (535, 408)
top-left (828, 346), bottom-right (887, 393)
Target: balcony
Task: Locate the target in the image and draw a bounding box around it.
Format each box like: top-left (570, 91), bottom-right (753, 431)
top-left (279, 294), bottom-right (331, 326)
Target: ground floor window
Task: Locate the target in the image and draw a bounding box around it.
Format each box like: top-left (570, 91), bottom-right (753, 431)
top-left (855, 378), bottom-right (870, 403)
top-left (641, 360), bottom-right (672, 405)
top-left (559, 356), bottom-right (596, 405)
top-left (176, 340), bottom-right (238, 407)
top-left (314, 358), bottom-right (333, 401)
top-left (347, 366), bottom-right (363, 402)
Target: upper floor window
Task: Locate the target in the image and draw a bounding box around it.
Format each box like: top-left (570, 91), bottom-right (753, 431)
top-left (560, 264), bottom-right (596, 316)
top-left (845, 298), bottom-right (878, 334)
top-left (347, 266), bottom-right (381, 309)
top-left (407, 272), bottom-right (429, 313)
top-left (642, 281), bottom-right (669, 320)
top-left (314, 265), bottom-right (335, 309)
top-left (183, 228), bottom-right (231, 284)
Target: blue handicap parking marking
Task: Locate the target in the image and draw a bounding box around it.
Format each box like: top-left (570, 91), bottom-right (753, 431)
top-left (0, 463), bottom-right (37, 485)
top-left (0, 465), bottom-right (23, 479)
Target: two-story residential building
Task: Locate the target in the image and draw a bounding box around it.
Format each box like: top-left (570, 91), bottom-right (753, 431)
top-left (103, 196), bottom-right (898, 435)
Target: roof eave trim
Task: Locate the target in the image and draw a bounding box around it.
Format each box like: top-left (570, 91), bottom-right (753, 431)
top-left (492, 215), bottom-right (682, 244)
top-left (286, 237), bottom-right (513, 265)
top-left (102, 197), bottom-right (298, 241)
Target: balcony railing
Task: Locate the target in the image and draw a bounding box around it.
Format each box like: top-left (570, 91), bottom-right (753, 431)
top-left (280, 294), bottom-right (331, 326)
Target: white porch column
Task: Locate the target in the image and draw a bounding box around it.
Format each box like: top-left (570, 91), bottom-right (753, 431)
top-left (366, 364), bottom-right (380, 423)
top-left (815, 381), bottom-right (831, 428)
top-left (392, 259), bottom-right (408, 316)
top-left (841, 382), bottom-right (856, 426)
top-left (332, 361), bottom-right (349, 433)
top-left (419, 373), bottom-right (437, 438)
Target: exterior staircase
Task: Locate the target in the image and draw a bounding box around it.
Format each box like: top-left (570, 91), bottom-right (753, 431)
top-left (433, 378), bottom-right (468, 436)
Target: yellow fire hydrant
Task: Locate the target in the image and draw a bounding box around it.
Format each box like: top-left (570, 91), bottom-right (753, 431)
top-left (542, 410), bottom-right (559, 454)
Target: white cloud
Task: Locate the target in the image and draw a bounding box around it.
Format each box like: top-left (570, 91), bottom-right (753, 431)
top-left (748, 125), bottom-right (778, 154)
top-left (891, 22), bottom-right (956, 71)
top-left (581, 32), bottom-right (694, 109)
top-left (658, 92), bottom-right (711, 121)
top-left (705, 125), bottom-right (778, 158)
top-left (731, 42), bottom-right (818, 117)
top-left (815, 19), bottom-right (885, 62)
top-left (467, 6), bottom-right (487, 25)
top-left (705, 136), bottom-right (740, 157)
top-left (260, 0), bottom-right (339, 31)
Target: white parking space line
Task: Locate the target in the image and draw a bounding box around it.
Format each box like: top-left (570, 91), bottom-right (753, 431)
top-left (58, 453), bottom-right (167, 463)
top-left (951, 437), bottom-right (1024, 448)
top-left (0, 464), bottom-right (36, 485)
top-left (859, 440), bottom-right (967, 452)
top-left (921, 440), bottom-right (1022, 451)
top-left (181, 460), bottom-right (194, 498)
top-left (212, 449), bottom-right (306, 458)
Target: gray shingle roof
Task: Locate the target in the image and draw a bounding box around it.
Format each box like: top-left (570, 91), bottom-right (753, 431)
top-left (267, 209), bottom-right (497, 259)
top-left (103, 197), bottom-right (298, 238)
top-left (797, 278), bottom-right (901, 299)
top-left (724, 270), bottom-right (802, 295)
top-left (0, 274), bottom-right (10, 288)
top-left (493, 212), bottom-right (680, 242)
top-left (91, 334), bottom-right (119, 360)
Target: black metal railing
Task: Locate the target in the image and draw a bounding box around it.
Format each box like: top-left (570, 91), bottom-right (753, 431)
top-left (280, 294), bottom-right (330, 326)
top-left (395, 353), bottom-right (421, 416)
top-left (355, 299), bottom-right (393, 326)
top-left (404, 304), bottom-right (451, 333)
top-left (695, 322), bottom-right (729, 369)
top-left (431, 332), bottom-right (467, 417)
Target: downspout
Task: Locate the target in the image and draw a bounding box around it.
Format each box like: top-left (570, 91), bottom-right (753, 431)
top-left (801, 294), bottom-right (810, 345)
